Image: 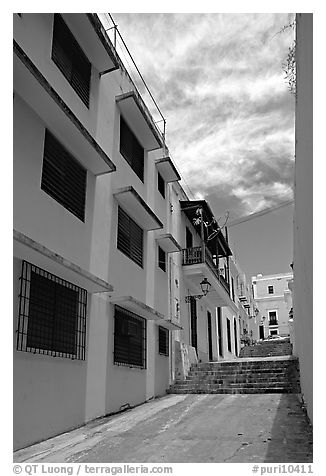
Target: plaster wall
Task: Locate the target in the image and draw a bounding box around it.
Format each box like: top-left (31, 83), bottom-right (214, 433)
top-left (13, 95), bottom-right (96, 272)
top-left (13, 258), bottom-right (87, 450)
top-left (293, 13), bottom-right (313, 423)
top-left (13, 14), bottom-right (99, 136)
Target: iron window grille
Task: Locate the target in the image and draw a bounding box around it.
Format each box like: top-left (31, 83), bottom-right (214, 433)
top-left (158, 171), bottom-right (165, 198)
top-left (16, 261), bottom-right (87, 360)
top-left (41, 129), bottom-right (87, 222)
top-left (158, 326), bottom-right (169, 356)
top-left (117, 206), bottom-right (143, 268)
top-left (114, 306), bottom-right (146, 369)
top-left (158, 246), bottom-right (166, 272)
top-left (119, 116), bottom-right (144, 182)
top-left (52, 14), bottom-right (91, 107)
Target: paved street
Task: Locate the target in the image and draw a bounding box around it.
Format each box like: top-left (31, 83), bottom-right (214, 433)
top-left (14, 393), bottom-right (312, 463)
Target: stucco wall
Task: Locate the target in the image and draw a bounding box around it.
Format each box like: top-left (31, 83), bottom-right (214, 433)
top-left (13, 258), bottom-right (88, 450)
top-left (293, 13), bottom-right (313, 423)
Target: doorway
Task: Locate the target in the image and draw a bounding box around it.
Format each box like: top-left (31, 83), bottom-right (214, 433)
top-left (234, 318), bottom-right (238, 356)
top-left (190, 297), bottom-right (197, 352)
top-left (207, 310), bottom-right (213, 361)
top-left (259, 325), bottom-right (265, 340)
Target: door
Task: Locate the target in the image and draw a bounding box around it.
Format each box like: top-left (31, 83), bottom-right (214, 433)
top-left (234, 318), bottom-right (238, 356)
top-left (207, 310), bottom-right (213, 361)
top-left (217, 307), bottom-right (223, 357)
top-left (186, 227), bottom-right (193, 249)
top-left (190, 297), bottom-right (197, 352)
top-left (259, 325), bottom-right (265, 340)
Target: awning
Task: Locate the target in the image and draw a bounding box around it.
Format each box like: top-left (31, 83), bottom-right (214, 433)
top-left (109, 296), bottom-right (163, 321)
top-left (62, 14), bottom-right (119, 75)
top-left (114, 186), bottom-right (163, 231)
top-left (155, 157), bottom-right (180, 182)
top-left (155, 233), bottom-right (182, 253)
top-left (13, 229), bottom-right (113, 293)
top-left (116, 91), bottom-right (164, 151)
top-left (13, 41), bottom-right (116, 176)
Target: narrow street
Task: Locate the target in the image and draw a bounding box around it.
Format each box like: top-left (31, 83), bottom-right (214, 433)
top-left (14, 393), bottom-right (312, 464)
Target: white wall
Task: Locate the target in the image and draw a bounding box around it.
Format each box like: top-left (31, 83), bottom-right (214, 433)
top-left (293, 13), bottom-right (313, 423)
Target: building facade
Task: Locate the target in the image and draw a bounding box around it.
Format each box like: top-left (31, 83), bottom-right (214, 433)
top-left (252, 272), bottom-right (293, 339)
top-left (13, 13), bottom-right (250, 450)
top-left (292, 13), bottom-right (313, 423)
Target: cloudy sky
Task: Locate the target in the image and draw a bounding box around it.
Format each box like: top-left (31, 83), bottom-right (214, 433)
top-left (108, 13), bottom-right (295, 223)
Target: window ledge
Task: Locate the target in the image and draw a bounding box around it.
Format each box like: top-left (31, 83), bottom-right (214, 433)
top-left (114, 186), bottom-right (163, 231)
top-left (109, 296), bottom-right (164, 321)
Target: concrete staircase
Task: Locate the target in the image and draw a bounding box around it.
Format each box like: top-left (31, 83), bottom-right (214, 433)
top-left (240, 338), bottom-right (293, 358)
top-left (168, 356), bottom-right (301, 394)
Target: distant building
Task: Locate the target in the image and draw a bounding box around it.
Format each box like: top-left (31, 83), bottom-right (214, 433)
top-left (252, 272), bottom-right (293, 338)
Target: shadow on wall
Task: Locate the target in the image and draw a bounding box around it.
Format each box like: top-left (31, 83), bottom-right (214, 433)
top-left (264, 394), bottom-right (313, 463)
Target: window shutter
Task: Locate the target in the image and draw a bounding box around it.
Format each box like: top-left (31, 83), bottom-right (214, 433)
top-left (117, 207), bottom-right (143, 267)
top-left (42, 130), bottom-right (87, 221)
top-left (52, 14), bottom-right (91, 107)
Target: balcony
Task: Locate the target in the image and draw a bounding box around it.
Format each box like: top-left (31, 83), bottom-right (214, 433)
top-left (182, 245), bottom-right (237, 311)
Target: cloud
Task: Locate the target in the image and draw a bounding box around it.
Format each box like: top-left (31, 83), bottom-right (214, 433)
top-left (111, 13), bottom-right (295, 215)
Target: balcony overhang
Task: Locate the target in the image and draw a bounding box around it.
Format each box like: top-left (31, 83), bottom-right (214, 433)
top-left (183, 263), bottom-right (238, 313)
top-left (62, 14), bottom-right (119, 75)
top-left (155, 157), bottom-right (181, 182)
top-left (155, 233), bottom-right (182, 253)
top-left (157, 319), bottom-right (183, 331)
top-left (116, 91), bottom-right (164, 151)
top-left (114, 186), bottom-right (163, 231)
top-left (13, 41), bottom-right (116, 176)
top-left (180, 200), bottom-right (232, 257)
top-left (13, 229), bottom-right (113, 293)
top-left (109, 296), bottom-right (163, 321)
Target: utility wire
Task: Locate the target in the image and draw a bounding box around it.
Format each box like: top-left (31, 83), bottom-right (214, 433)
top-left (228, 199), bottom-right (294, 227)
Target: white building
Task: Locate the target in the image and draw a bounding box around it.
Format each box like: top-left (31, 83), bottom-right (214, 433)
top-left (13, 13), bottom-right (251, 450)
top-left (252, 272), bottom-right (293, 339)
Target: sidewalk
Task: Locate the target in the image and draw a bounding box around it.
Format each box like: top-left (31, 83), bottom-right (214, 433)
top-left (14, 393), bottom-right (313, 463)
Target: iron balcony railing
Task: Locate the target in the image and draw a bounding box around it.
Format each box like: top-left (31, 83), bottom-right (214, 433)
top-left (182, 245), bottom-right (230, 295)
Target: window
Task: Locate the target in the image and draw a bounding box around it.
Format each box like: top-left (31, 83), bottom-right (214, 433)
top-left (158, 171), bottom-right (165, 198)
top-left (52, 14), bottom-right (91, 107)
top-left (227, 318), bottom-right (232, 352)
top-left (16, 261), bottom-right (87, 360)
top-left (158, 246), bottom-right (166, 272)
top-left (120, 116), bottom-right (144, 181)
top-left (268, 285), bottom-right (274, 294)
top-left (41, 130), bottom-right (87, 221)
top-left (158, 326), bottom-right (169, 356)
top-left (114, 306), bottom-right (146, 368)
top-left (268, 311), bottom-right (278, 326)
top-left (117, 206), bottom-right (143, 268)
top-left (270, 329), bottom-right (278, 336)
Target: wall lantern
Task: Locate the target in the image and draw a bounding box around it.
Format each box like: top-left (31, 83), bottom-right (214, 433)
top-left (185, 278), bottom-right (211, 303)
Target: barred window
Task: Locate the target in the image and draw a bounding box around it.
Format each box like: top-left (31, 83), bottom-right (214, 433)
top-left (158, 326), bottom-right (169, 356)
top-left (158, 246), bottom-right (166, 272)
top-left (117, 206), bottom-right (143, 268)
top-left (158, 171), bottom-right (165, 198)
top-left (41, 129), bottom-right (87, 222)
top-left (52, 13), bottom-right (91, 107)
top-left (114, 306), bottom-right (146, 369)
top-left (120, 116), bottom-right (144, 181)
top-left (16, 261), bottom-right (87, 360)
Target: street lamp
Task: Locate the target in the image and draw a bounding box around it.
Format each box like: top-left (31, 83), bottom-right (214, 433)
top-left (185, 278), bottom-right (211, 303)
